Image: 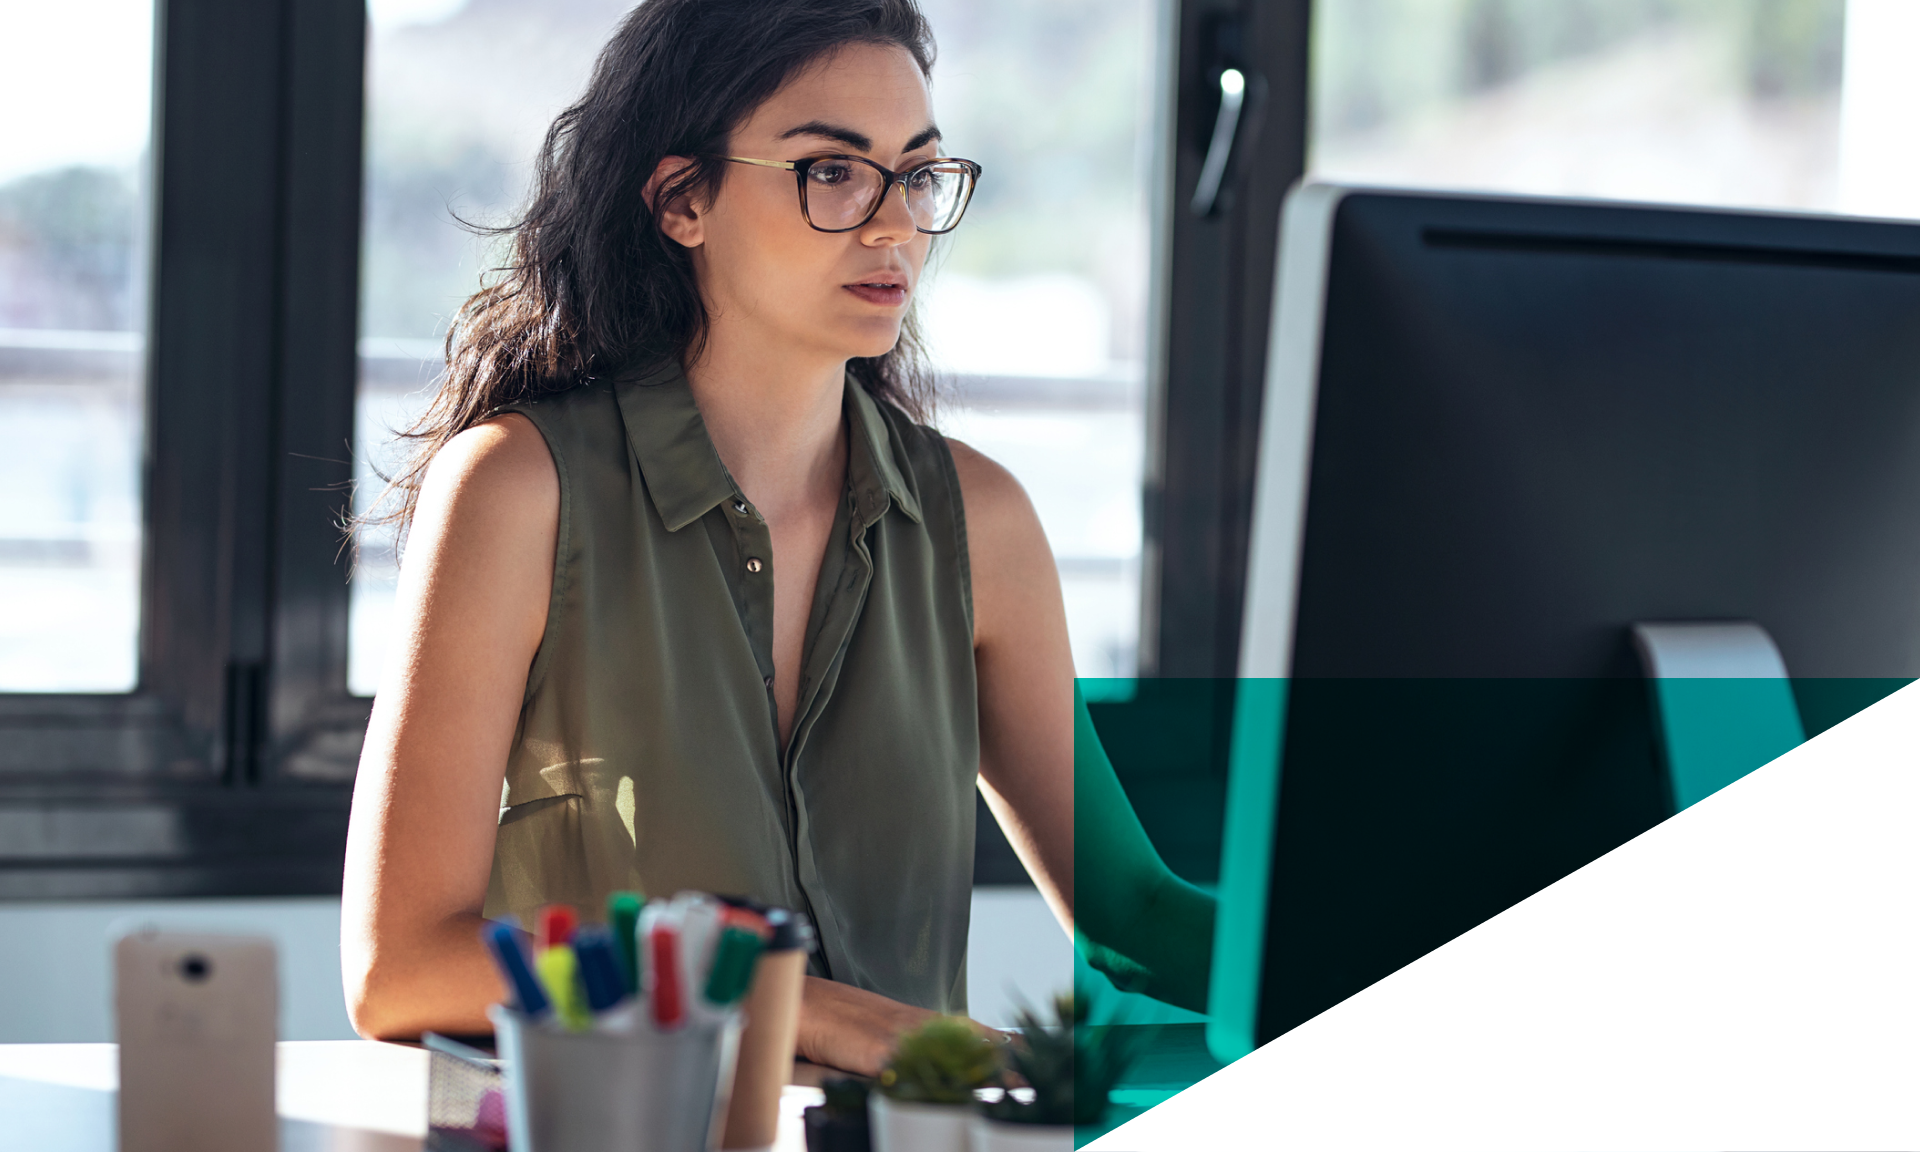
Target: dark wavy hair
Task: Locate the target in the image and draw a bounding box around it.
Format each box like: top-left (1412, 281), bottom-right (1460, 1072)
top-left (365, 0), bottom-right (938, 542)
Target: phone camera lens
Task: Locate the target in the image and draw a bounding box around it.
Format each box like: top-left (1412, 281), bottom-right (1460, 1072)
top-left (179, 954), bottom-right (211, 982)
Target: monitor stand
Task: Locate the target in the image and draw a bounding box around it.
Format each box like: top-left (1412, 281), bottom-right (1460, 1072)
top-left (1631, 622), bottom-right (1805, 811)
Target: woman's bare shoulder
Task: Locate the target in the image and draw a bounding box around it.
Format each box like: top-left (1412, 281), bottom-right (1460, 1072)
top-left (943, 438), bottom-right (1059, 641)
top-left (945, 437), bottom-right (1035, 534)
top-left (377, 413), bottom-right (558, 699)
top-left (413, 413), bottom-right (558, 546)
top-left (427, 413), bottom-right (555, 502)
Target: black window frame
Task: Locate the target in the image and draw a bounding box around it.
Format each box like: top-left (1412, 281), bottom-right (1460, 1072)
top-left (1144, 0), bottom-right (1311, 681)
top-left (0, 0), bottom-right (368, 898)
top-left (0, 0), bottom-right (1308, 897)
top-left (1089, 0), bottom-right (1310, 886)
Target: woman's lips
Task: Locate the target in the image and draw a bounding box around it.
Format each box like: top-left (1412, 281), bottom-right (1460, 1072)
top-left (844, 282), bottom-right (908, 307)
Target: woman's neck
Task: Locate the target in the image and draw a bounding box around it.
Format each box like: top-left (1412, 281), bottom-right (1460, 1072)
top-left (684, 333), bottom-right (848, 519)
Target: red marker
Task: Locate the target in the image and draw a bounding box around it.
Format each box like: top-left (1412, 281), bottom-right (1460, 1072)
top-left (648, 921), bottom-right (686, 1029)
top-left (537, 905), bottom-right (577, 954)
top-left (721, 906), bottom-right (770, 939)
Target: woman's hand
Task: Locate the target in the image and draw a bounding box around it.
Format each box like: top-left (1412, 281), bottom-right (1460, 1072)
top-left (796, 977), bottom-right (1004, 1076)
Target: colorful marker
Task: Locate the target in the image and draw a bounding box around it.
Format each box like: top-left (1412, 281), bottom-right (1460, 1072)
top-left (648, 918), bottom-right (686, 1029)
top-left (536, 905), bottom-right (577, 954)
top-left (573, 926), bottom-right (627, 1014)
top-left (535, 943), bottom-right (591, 1032)
top-left (607, 891), bottom-right (644, 995)
top-left (702, 921), bottom-right (766, 1007)
top-left (483, 920), bottom-right (550, 1019)
top-left (675, 894), bottom-right (725, 1011)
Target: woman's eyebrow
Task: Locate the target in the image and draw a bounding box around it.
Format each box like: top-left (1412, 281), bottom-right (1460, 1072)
top-left (780, 121), bottom-right (873, 151)
top-left (778, 121), bottom-right (944, 155)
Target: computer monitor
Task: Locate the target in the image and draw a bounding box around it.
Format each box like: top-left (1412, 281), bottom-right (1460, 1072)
top-left (1207, 183), bottom-right (1920, 1061)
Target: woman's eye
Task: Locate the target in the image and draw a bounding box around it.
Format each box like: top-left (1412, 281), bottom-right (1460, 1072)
top-left (808, 161), bottom-right (854, 186)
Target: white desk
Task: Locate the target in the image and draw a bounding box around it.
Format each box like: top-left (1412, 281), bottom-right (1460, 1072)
top-left (1091, 680), bottom-right (1920, 1150)
top-left (0, 1040), bottom-right (823, 1150)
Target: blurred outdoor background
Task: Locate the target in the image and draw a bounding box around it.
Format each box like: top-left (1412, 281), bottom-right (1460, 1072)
top-left (11, 0), bottom-right (1920, 696)
top-left (0, 1), bottom-right (152, 691)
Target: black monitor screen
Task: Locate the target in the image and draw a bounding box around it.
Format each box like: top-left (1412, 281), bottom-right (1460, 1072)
top-left (1237, 187), bottom-right (1920, 1048)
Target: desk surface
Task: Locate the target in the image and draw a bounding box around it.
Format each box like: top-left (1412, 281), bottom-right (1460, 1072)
top-left (1090, 680), bottom-right (1920, 1150)
top-left (1, 1027), bottom-right (1218, 1148)
top-left (0, 1040), bottom-right (825, 1151)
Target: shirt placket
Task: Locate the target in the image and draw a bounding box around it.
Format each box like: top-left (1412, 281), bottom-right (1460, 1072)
top-left (717, 494), bottom-right (779, 741)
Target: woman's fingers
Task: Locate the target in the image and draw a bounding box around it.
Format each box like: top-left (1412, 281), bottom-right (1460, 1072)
top-left (796, 976), bottom-right (941, 1075)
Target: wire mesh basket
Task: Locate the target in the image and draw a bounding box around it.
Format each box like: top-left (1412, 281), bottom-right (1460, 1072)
top-left (424, 1032), bottom-right (509, 1151)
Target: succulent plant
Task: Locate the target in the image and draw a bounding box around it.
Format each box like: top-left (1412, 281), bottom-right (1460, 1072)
top-left (980, 989), bottom-right (1150, 1127)
top-left (820, 1076), bottom-right (870, 1117)
top-left (876, 1016), bottom-right (1002, 1105)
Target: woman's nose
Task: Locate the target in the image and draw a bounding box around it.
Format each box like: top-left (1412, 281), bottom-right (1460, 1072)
top-left (861, 180), bottom-right (917, 246)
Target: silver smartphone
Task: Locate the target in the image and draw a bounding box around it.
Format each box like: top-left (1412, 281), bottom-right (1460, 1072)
top-left (114, 928), bottom-right (278, 1152)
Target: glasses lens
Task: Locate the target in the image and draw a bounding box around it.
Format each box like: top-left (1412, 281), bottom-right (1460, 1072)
top-left (803, 158), bottom-right (887, 230)
top-left (904, 162), bottom-right (975, 232)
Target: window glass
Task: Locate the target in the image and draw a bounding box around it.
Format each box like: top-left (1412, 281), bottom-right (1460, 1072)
top-left (0, 0), bottom-right (153, 692)
top-left (1308, 0), bottom-right (1892, 217)
top-left (918, 0), bottom-right (1156, 680)
top-left (350, 0), bottom-right (1157, 693)
top-left (351, 0), bottom-right (627, 696)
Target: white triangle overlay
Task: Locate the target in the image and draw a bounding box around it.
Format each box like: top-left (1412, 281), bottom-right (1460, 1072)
top-left (1089, 680), bottom-right (1920, 1150)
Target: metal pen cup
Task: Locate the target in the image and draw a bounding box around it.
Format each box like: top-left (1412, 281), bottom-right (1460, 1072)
top-left (489, 1004), bottom-right (743, 1152)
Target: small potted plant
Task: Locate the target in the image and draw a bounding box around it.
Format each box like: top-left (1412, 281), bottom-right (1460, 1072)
top-left (870, 1016), bottom-right (1002, 1152)
top-left (804, 1077), bottom-right (872, 1152)
top-left (972, 991), bottom-right (1148, 1151)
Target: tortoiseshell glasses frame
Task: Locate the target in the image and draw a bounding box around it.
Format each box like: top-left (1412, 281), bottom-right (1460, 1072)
top-left (716, 153), bottom-right (983, 234)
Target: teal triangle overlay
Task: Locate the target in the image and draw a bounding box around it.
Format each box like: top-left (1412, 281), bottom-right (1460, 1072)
top-left (1652, 677), bottom-right (1804, 810)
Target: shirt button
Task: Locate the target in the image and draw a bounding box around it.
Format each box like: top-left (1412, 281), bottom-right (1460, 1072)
top-left (732, 499), bottom-right (748, 514)
top-left (763, 676), bottom-right (773, 688)
top-left (746, 557), bottom-right (763, 573)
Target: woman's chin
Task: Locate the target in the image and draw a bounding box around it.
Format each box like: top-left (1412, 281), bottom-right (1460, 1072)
top-left (836, 325), bottom-right (907, 363)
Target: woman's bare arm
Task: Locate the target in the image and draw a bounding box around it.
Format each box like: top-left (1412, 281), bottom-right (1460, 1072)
top-left (949, 441), bottom-right (1077, 924)
top-left (341, 414), bottom-right (558, 1040)
top-left (951, 439), bottom-right (1215, 1014)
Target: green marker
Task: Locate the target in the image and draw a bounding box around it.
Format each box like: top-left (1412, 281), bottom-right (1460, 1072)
top-left (608, 890), bottom-right (645, 996)
top-left (702, 924), bottom-right (765, 1006)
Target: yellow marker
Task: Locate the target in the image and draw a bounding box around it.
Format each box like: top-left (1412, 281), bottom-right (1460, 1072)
top-left (535, 944), bottom-right (590, 1032)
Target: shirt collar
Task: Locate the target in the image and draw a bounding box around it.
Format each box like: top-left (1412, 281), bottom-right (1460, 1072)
top-left (844, 370), bottom-right (924, 527)
top-left (615, 361), bottom-right (923, 532)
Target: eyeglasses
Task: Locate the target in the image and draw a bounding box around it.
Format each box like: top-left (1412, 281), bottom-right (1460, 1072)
top-left (716, 154), bottom-right (982, 234)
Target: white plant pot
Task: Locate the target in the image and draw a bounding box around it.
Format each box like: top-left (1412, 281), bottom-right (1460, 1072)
top-left (869, 1093), bottom-right (973, 1152)
top-left (969, 1114), bottom-right (1076, 1151)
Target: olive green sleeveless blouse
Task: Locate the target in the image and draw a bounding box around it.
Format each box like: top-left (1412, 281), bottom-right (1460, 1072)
top-left (480, 361), bottom-right (978, 1013)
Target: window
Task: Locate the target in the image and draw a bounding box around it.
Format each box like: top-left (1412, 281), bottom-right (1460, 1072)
top-left (1310, 0), bottom-right (1882, 218)
top-left (917, 0), bottom-right (1158, 680)
top-left (0, 0), bottom-right (1301, 899)
top-left (350, 0), bottom-right (634, 695)
top-left (0, 0), bottom-right (368, 897)
top-left (0, 0), bottom-right (154, 691)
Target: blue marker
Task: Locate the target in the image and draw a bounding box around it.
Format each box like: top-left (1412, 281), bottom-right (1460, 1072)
top-left (484, 920), bottom-right (551, 1019)
top-left (573, 926), bottom-right (628, 1014)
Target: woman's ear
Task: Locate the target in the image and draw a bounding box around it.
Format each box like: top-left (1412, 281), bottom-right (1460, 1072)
top-left (646, 156), bottom-right (704, 249)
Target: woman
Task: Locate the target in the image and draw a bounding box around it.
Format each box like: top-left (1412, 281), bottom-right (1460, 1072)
top-left (341, 0), bottom-right (1210, 1075)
